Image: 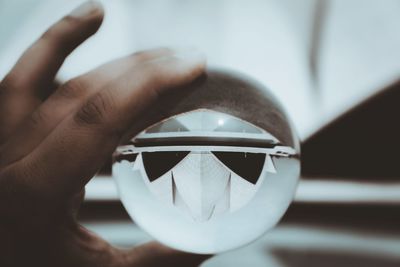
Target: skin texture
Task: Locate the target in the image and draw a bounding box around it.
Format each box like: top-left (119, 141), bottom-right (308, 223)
top-left (0, 1), bottom-right (210, 266)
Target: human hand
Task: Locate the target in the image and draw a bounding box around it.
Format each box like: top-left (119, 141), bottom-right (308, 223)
top-left (0, 1), bottom-right (208, 266)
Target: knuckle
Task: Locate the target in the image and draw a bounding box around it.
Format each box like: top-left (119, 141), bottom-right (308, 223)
top-left (74, 90), bottom-right (114, 126)
top-left (58, 78), bottom-right (88, 99)
top-left (40, 26), bottom-right (59, 44)
top-left (28, 108), bottom-right (46, 127)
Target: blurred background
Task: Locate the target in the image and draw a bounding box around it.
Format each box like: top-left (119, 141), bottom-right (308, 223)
top-left (1, 0), bottom-right (400, 266)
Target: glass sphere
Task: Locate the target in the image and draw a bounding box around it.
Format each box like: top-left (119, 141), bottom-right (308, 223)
top-left (112, 69), bottom-right (300, 254)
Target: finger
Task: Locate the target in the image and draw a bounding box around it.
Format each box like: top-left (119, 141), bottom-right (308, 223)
top-left (0, 48), bottom-right (176, 167)
top-left (0, 1), bottom-right (104, 141)
top-left (12, 51), bottom-right (206, 199)
top-left (122, 242), bottom-right (212, 267)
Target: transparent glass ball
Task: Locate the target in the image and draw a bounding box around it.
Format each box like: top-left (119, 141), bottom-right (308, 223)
top-left (112, 69), bottom-right (300, 254)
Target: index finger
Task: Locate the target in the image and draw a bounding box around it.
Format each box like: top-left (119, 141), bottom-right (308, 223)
top-left (0, 1), bottom-right (104, 142)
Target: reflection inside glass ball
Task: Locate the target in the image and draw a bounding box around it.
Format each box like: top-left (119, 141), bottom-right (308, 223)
top-left (113, 109), bottom-right (299, 254)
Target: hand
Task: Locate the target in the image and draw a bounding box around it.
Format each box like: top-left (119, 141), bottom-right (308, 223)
top-left (0, 1), bottom-right (208, 266)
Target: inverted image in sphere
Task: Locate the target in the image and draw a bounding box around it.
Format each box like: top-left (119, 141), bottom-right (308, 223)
top-left (113, 69), bottom-right (300, 254)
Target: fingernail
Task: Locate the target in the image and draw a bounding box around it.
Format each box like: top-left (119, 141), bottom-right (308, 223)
top-left (69, 1), bottom-right (102, 18)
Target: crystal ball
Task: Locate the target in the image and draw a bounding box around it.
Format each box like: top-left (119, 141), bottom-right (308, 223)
top-left (112, 69), bottom-right (300, 254)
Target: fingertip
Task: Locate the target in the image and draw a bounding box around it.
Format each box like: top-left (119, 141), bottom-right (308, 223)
top-left (142, 47), bottom-right (207, 88)
top-left (175, 47), bottom-right (207, 70)
top-left (69, 0), bottom-right (104, 20)
top-left (170, 48), bottom-right (207, 84)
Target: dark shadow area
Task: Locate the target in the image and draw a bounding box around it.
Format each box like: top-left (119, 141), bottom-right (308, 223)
top-left (98, 158), bottom-right (112, 175)
top-left (79, 201), bottom-right (130, 222)
top-left (302, 79), bottom-right (400, 180)
top-left (271, 248), bottom-right (400, 267)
